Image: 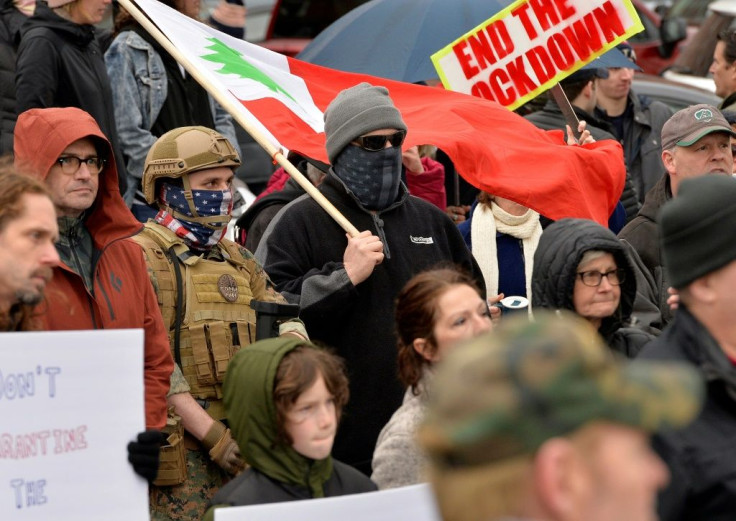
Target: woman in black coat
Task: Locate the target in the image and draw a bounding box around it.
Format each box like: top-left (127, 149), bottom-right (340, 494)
top-left (531, 218), bottom-right (654, 357)
top-left (15, 0), bottom-right (126, 192)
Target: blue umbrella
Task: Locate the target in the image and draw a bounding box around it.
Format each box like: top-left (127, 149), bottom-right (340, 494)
top-left (297, 0), bottom-right (514, 84)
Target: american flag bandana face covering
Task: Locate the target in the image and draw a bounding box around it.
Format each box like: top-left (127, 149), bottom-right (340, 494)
top-left (155, 182), bottom-right (233, 250)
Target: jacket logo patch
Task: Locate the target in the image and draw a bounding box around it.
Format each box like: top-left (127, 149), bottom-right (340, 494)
top-left (218, 274), bottom-right (239, 302)
top-left (410, 236), bottom-right (434, 245)
top-left (110, 273), bottom-right (123, 293)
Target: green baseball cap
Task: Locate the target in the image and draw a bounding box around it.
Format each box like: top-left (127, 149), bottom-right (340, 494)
top-left (661, 104), bottom-right (736, 151)
top-left (418, 311), bottom-right (704, 469)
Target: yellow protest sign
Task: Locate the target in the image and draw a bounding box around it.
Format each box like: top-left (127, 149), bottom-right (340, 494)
top-left (432, 0), bottom-right (644, 111)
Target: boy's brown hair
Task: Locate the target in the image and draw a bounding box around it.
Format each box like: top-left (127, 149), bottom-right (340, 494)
top-left (273, 345), bottom-right (349, 446)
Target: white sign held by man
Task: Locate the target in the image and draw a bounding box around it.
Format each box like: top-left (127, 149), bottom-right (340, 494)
top-left (0, 330), bottom-right (148, 520)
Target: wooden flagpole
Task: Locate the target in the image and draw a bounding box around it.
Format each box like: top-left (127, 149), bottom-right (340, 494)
top-left (117, 0), bottom-right (360, 237)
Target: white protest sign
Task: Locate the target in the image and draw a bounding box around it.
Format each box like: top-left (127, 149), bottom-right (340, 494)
top-left (215, 483), bottom-right (441, 521)
top-left (432, 0), bottom-right (644, 110)
top-left (0, 329), bottom-right (149, 520)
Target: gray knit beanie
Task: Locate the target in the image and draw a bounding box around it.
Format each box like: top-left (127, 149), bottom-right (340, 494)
top-left (659, 175), bottom-right (736, 288)
top-left (323, 82), bottom-right (407, 164)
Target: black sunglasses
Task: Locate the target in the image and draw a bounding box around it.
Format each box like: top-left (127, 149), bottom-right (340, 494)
top-left (352, 130), bottom-right (406, 152)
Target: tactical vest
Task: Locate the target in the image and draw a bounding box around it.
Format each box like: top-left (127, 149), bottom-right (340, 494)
top-left (134, 223), bottom-right (258, 418)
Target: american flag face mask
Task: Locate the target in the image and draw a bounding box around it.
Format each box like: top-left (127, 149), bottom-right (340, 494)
top-left (155, 182), bottom-right (233, 250)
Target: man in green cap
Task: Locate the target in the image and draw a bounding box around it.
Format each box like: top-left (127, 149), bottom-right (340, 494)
top-left (619, 103), bottom-right (736, 327)
top-left (418, 311), bottom-right (703, 521)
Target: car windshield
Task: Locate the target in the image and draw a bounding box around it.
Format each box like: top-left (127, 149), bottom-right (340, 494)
top-left (270, 0), bottom-right (368, 39)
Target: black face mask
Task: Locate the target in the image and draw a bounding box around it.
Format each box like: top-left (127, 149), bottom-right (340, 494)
top-left (333, 144), bottom-right (402, 211)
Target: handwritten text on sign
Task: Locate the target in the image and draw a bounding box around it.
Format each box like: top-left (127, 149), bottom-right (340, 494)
top-left (432, 0), bottom-right (643, 110)
top-left (0, 330), bottom-right (148, 521)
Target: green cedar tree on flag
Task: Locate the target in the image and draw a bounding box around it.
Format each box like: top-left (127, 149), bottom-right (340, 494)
top-left (133, 0), bottom-right (626, 225)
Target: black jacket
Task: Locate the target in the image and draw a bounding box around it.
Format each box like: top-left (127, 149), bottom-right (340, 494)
top-left (525, 100), bottom-right (641, 223)
top-left (0, 0), bottom-right (24, 155)
top-left (15, 3), bottom-right (126, 192)
top-left (595, 92), bottom-right (672, 203)
top-left (209, 461), bottom-right (376, 512)
top-left (639, 306), bottom-right (736, 521)
top-left (256, 173), bottom-right (483, 473)
top-left (532, 218), bottom-right (653, 357)
top-left (618, 174), bottom-right (672, 326)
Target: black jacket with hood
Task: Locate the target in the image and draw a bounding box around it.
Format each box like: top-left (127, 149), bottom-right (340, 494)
top-left (15, 2), bottom-right (127, 192)
top-left (532, 218), bottom-right (653, 357)
top-left (0, 0), bottom-right (25, 155)
top-left (204, 337), bottom-right (376, 520)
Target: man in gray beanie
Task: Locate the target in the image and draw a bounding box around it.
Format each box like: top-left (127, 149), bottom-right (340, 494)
top-left (256, 82), bottom-right (483, 475)
top-left (619, 104), bottom-right (736, 327)
top-left (638, 174), bottom-right (736, 521)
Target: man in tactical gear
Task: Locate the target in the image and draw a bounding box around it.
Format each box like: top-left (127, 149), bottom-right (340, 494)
top-left (135, 125), bottom-right (307, 521)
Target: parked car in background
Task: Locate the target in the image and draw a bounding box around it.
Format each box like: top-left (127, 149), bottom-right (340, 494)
top-left (666, 0), bottom-right (718, 26)
top-left (630, 0), bottom-right (692, 75)
top-left (260, 0), bottom-right (368, 56)
top-left (632, 73), bottom-right (721, 110)
top-left (663, 0), bottom-right (736, 93)
top-left (257, 0), bottom-right (691, 74)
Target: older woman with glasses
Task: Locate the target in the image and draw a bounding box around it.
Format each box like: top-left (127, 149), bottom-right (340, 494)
top-left (531, 218), bottom-right (654, 357)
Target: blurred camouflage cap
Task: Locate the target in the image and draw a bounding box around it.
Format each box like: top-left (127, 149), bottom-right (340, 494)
top-left (418, 311), bottom-right (704, 469)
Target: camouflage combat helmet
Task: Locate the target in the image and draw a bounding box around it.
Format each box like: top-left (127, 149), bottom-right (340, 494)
top-left (142, 126), bottom-right (241, 205)
top-left (418, 311), bottom-right (704, 469)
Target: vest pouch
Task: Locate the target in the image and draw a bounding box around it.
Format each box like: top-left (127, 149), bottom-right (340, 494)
top-left (153, 410), bottom-right (187, 487)
top-left (207, 321), bottom-right (232, 383)
top-left (190, 323), bottom-right (216, 385)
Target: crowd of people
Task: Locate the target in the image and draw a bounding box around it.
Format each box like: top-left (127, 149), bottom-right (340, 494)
top-left (3, 1), bottom-right (736, 521)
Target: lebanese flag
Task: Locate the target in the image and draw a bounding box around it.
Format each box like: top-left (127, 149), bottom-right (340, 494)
top-left (132, 0), bottom-right (625, 225)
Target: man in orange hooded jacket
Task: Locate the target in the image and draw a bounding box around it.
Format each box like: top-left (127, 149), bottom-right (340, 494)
top-left (14, 106), bottom-right (174, 481)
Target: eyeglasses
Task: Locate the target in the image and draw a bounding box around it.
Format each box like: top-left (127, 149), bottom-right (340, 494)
top-left (351, 130), bottom-right (406, 152)
top-left (56, 155), bottom-right (105, 175)
top-left (576, 268), bottom-right (626, 287)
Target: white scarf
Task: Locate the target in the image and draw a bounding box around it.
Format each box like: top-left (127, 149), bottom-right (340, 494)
top-left (471, 202), bottom-right (542, 303)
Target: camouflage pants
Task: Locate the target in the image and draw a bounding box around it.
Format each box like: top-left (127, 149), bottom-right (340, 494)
top-left (149, 447), bottom-right (229, 521)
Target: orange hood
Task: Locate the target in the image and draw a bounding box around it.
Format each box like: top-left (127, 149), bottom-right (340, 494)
top-left (14, 107), bottom-right (141, 246)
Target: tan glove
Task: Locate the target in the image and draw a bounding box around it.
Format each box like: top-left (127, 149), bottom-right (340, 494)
top-left (202, 421), bottom-right (246, 475)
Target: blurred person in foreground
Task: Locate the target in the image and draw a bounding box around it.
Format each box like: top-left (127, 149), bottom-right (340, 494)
top-left (639, 174), bottom-right (736, 521)
top-left (0, 171), bottom-right (60, 330)
top-left (371, 266), bottom-right (492, 489)
top-left (418, 311), bottom-right (703, 521)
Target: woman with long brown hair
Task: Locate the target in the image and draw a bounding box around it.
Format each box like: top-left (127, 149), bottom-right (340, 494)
top-left (371, 266), bottom-right (492, 489)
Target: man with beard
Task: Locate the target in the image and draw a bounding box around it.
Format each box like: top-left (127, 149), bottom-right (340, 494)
top-left (0, 171), bottom-right (60, 330)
